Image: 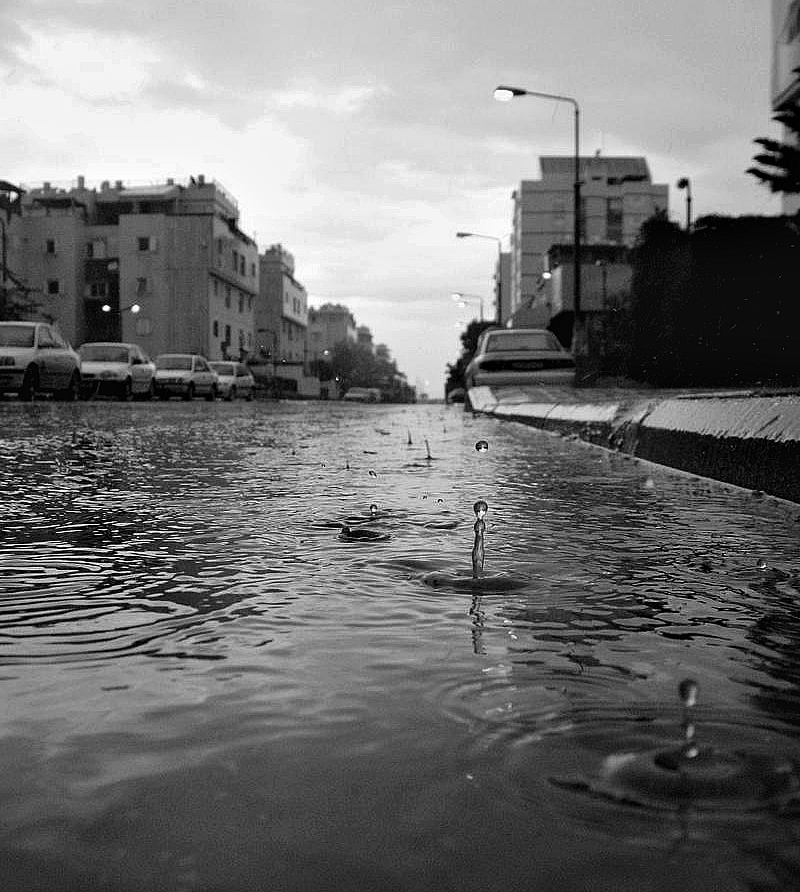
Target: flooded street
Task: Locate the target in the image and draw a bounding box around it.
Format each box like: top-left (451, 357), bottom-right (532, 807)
top-left (1, 400), bottom-right (799, 892)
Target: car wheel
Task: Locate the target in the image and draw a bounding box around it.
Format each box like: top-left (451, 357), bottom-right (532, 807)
top-left (246, 389), bottom-right (254, 401)
top-left (205, 385), bottom-right (217, 402)
top-left (55, 371), bottom-right (80, 402)
top-left (18, 366), bottom-right (39, 401)
top-left (158, 391), bottom-right (170, 401)
top-left (226, 386), bottom-right (236, 402)
top-left (183, 384), bottom-right (195, 401)
top-left (119, 378), bottom-right (133, 401)
top-left (143, 381), bottom-right (155, 401)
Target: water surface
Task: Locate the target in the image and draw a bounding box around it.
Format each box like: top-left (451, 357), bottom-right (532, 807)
top-left (1, 400), bottom-right (799, 891)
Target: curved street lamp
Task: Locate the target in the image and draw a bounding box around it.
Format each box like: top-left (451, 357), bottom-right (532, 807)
top-left (456, 231), bottom-right (503, 322)
top-left (450, 291), bottom-right (484, 321)
top-left (494, 84), bottom-right (582, 322)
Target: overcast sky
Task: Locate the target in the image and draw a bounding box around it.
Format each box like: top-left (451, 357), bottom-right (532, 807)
top-left (0, 0), bottom-right (779, 397)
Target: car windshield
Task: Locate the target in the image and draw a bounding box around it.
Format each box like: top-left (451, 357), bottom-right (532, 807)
top-left (0, 325), bottom-right (35, 348)
top-left (80, 344), bottom-right (130, 363)
top-left (156, 355), bottom-right (192, 370)
top-left (485, 332), bottom-right (559, 352)
top-left (210, 363), bottom-right (235, 375)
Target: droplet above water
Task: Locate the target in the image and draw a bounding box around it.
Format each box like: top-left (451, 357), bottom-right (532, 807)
top-left (475, 440), bottom-right (489, 453)
top-left (679, 678), bottom-right (698, 709)
top-left (473, 500), bottom-right (488, 519)
top-left (368, 470), bottom-right (378, 478)
top-left (757, 558), bottom-right (767, 570)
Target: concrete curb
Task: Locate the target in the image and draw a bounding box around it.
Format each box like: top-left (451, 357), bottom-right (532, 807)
top-left (467, 386), bottom-right (800, 504)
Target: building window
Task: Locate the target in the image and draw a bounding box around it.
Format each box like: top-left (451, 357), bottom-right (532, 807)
top-left (89, 282), bottom-right (107, 298)
top-left (135, 317), bottom-right (152, 336)
top-left (45, 239), bottom-right (56, 254)
top-left (136, 277), bottom-right (148, 295)
top-left (238, 294), bottom-right (244, 313)
top-left (232, 250), bottom-right (238, 271)
top-left (225, 324), bottom-right (231, 343)
top-left (251, 263), bottom-right (255, 277)
top-left (213, 279), bottom-right (218, 295)
top-left (137, 236), bottom-right (150, 251)
top-left (606, 197), bottom-right (623, 243)
top-left (240, 256), bottom-right (245, 275)
top-left (46, 279), bottom-right (60, 295)
top-left (213, 320), bottom-right (219, 337)
top-left (225, 285), bottom-right (231, 308)
top-left (248, 296), bottom-right (252, 311)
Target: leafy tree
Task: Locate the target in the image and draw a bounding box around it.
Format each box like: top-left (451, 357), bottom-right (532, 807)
top-left (444, 319), bottom-right (497, 395)
top-left (747, 99), bottom-right (800, 196)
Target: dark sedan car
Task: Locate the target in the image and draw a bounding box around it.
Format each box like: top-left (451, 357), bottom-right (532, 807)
top-left (464, 328), bottom-right (575, 388)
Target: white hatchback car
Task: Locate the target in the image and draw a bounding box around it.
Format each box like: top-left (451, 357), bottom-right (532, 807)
top-left (79, 342), bottom-right (156, 401)
top-left (154, 353), bottom-right (218, 401)
top-left (0, 320), bottom-right (81, 401)
top-left (209, 361), bottom-right (255, 400)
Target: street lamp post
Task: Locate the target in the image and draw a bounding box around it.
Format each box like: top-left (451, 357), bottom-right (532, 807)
top-left (494, 84), bottom-right (582, 326)
top-left (455, 232), bottom-right (503, 322)
top-left (676, 177), bottom-right (692, 231)
top-left (450, 291), bottom-right (484, 322)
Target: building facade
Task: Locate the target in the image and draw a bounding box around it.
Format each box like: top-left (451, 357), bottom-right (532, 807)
top-left (772, 0), bottom-right (800, 215)
top-left (306, 303), bottom-right (357, 365)
top-left (4, 175), bottom-right (258, 359)
top-left (258, 244), bottom-right (308, 367)
top-left (508, 155), bottom-right (667, 327)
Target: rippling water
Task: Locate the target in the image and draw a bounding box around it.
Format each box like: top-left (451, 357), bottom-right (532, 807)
top-left (1, 399), bottom-right (799, 891)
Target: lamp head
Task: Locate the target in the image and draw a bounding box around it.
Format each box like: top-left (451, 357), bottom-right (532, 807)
top-left (677, 177), bottom-right (690, 190)
top-left (101, 304), bottom-right (111, 313)
top-left (494, 85), bottom-right (526, 101)
top-left (455, 232), bottom-right (472, 238)
top-left (130, 303), bottom-right (140, 314)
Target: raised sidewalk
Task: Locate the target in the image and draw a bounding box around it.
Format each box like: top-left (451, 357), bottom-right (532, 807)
top-left (466, 384), bottom-right (800, 504)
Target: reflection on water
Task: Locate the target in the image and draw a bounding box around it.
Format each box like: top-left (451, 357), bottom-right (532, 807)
top-left (1, 400), bottom-right (799, 891)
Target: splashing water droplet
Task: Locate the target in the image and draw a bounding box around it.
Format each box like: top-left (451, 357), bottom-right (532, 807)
top-left (475, 440), bottom-right (489, 453)
top-left (679, 678), bottom-right (698, 709)
top-left (757, 558), bottom-right (767, 570)
top-left (471, 500), bottom-right (488, 578)
top-left (368, 470), bottom-right (378, 478)
top-left (370, 503), bottom-right (378, 517)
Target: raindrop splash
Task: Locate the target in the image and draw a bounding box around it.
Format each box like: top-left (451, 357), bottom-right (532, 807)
top-left (472, 500), bottom-right (488, 579)
top-left (369, 470), bottom-right (378, 479)
top-left (370, 503), bottom-right (378, 517)
top-left (424, 439), bottom-right (433, 461)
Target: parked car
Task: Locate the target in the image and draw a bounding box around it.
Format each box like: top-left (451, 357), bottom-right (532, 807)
top-left (154, 353), bottom-right (218, 401)
top-left (79, 342), bottom-right (156, 401)
top-left (343, 386), bottom-right (381, 403)
top-left (0, 320), bottom-right (81, 400)
top-left (464, 328), bottom-right (575, 389)
top-left (209, 361), bottom-right (255, 401)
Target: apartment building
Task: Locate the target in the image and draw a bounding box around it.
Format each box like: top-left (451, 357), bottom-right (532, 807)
top-left (772, 0), bottom-right (800, 214)
top-left (508, 155), bottom-right (667, 326)
top-left (258, 244), bottom-right (308, 367)
top-left (5, 175), bottom-right (258, 359)
top-left (306, 303), bottom-right (357, 365)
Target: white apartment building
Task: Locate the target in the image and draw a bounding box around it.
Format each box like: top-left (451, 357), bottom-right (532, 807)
top-left (4, 175), bottom-right (258, 359)
top-left (772, 0), bottom-right (800, 215)
top-left (508, 155), bottom-right (668, 326)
